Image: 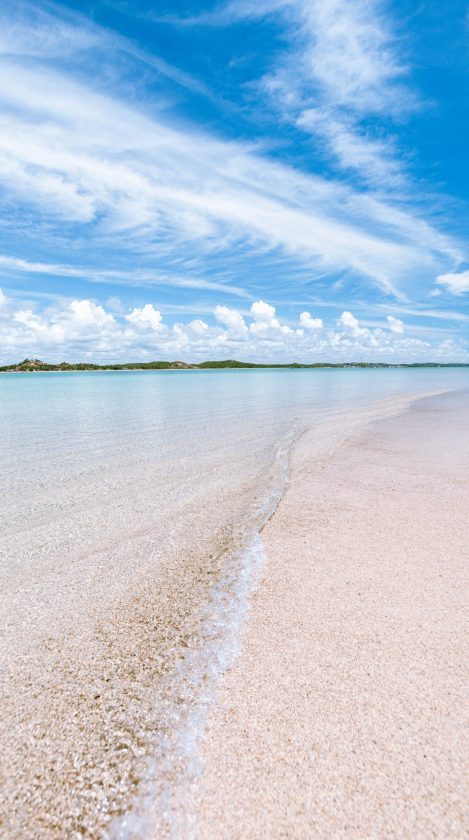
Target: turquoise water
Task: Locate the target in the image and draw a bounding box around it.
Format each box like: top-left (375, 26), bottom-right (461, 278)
top-left (2, 367), bottom-right (468, 623)
top-left (2, 367), bottom-right (467, 476)
top-left (2, 367), bottom-right (468, 561)
top-left (2, 365), bottom-right (467, 655)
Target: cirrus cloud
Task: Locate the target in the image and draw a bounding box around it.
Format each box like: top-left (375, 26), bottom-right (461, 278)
top-left (436, 270), bottom-right (469, 296)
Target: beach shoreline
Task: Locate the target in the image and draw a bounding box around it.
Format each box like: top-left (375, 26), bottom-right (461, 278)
top-left (191, 389), bottom-right (469, 838)
top-left (1, 381), bottom-right (467, 838)
top-left (113, 387), bottom-right (455, 837)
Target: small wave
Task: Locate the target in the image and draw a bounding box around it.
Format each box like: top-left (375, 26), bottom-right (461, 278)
top-left (109, 429), bottom-right (298, 839)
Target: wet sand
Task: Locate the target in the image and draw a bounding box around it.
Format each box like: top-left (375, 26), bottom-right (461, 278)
top-left (193, 390), bottom-right (469, 838)
top-left (0, 515), bottom-right (243, 838)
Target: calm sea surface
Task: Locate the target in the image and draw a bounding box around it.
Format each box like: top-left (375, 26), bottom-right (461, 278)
top-left (1, 367), bottom-right (468, 836)
top-left (1, 367), bottom-right (468, 645)
top-left (3, 368), bottom-right (468, 498)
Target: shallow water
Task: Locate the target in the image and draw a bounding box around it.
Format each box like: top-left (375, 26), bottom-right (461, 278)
top-left (1, 368), bottom-right (468, 836)
top-left (3, 368), bottom-right (468, 547)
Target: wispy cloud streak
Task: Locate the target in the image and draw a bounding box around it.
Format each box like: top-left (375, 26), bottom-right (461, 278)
top-left (0, 256), bottom-right (249, 297)
top-left (0, 49), bottom-right (460, 300)
top-left (187, 0), bottom-right (416, 186)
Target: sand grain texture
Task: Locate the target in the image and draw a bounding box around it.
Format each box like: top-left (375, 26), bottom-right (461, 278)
top-left (193, 391), bottom-right (469, 838)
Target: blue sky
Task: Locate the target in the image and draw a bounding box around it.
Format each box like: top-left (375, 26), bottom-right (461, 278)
top-left (0, 0), bottom-right (467, 362)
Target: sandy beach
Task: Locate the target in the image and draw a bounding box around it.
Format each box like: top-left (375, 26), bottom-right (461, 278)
top-left (1, 383), bottom-right (467, 838)
top-left (192, 390), bottom-right (469, 838)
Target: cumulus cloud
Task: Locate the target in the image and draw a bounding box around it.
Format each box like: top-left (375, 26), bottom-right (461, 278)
top-left (214, 305), bottom-right (248, 336)
top-left (337, 309), bottom-right (406, 344)
top-left (187, 318), bottom-right (209, 335)
top-left (337, 310), bottom-right (367, 336)
top-left (299, 311), bottom-right (323, 330)
top-left (386, 315), bottom-right (404, 333)
top-left (250, 300), bottom-right (276, 321)
top-left (436, 270), bottom-right (469, 295)
top-left (69, 299), bottom-right (114, 327)
top-left (1, 296), bottom-right (463, 365)
top-left (250, 300), bottom-right (292, 336)
top-left (125, 304), bottom-right (163, 330)
top-left (10, 298), bottom-right (116, 346)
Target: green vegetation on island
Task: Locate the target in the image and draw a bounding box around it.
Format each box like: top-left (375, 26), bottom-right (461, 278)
top-left (0, 358), bottom-right (467, 372)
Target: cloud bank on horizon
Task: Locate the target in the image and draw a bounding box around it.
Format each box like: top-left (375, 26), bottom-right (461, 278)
top-left (3, 287), bottom-right (460, 363)
top-left (0, 0), bottom-right (467, 362)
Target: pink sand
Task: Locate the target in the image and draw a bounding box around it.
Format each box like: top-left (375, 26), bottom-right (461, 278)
top-left (192, 391), bottom-right (469, 837)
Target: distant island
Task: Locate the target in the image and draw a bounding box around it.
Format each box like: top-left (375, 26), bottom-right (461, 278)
top-left (1, 358), bottom-right (468, 372)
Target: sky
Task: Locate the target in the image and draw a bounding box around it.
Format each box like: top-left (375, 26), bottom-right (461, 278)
top-left (0, 0), bottom-right (468, 363)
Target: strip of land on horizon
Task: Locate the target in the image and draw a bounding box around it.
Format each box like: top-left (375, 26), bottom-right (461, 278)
top-left (1, 358), bottom-right (468, 372)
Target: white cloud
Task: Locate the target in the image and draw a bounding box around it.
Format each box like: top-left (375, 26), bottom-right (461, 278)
top-left (0, 28), bottom-right (461, 302)
top-left (106, 296), bottom-right (124, 313)
top-left (0, 256), bottom-right (75, 281)
top-left (336, 309), bottom-right (394, 346)
top-left (250, 300), bottom-right (293, 336)
top-left (297, 109), bottom-right (403, 185)
top-left (251, 300), bottom-right (276, 321)
top-left (436, 270), bottom-right (469, 295)
top-left (0, 296), bottom-right (466, 364)
top-left (187, 318), bottom-right (209, 335)
top-left (374, 304), bottom-right (469, 324)
top-left (210, 0), bottom-right (415, 187)
top-left (0, 254), bottom-right (248, 298)
top-left (386, 315), bottom-right (404, 333)
top-left (11, 299), bottom-right (115, 344)
top-left (338, 310), bottom-right (365, 335)
top-left (0, 6), bottom-right (100, 60)
top-left (12, 308), bottom-right (66, 343)
top-left (177, 0), bottom-right (293, 26)
top-left (126, 304), bottom-right (163, 330)
top-left (299, 311), bottom-right (323, 330)
top-left (214, 305), bottom-right (248, 336)
top-left (69, 299), bottom-right (114, 327)
top-left (297, 0), bottom-right (408, 114)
